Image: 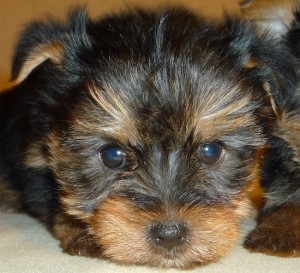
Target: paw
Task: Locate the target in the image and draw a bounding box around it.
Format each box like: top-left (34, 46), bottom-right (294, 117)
top-left (51, 212), bottom-right (102, 258)
top-left (61, 233), bottom-right (102, 258)
top-left (244, 203), bottom-right (300, 256)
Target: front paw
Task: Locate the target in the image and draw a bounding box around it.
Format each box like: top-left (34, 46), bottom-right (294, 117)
top-left (51, 212), bottom-right (102, 258)
top-left (244, 203), bottom-right (300, 256)
top-left (61, 233), bottom-right (102, 258)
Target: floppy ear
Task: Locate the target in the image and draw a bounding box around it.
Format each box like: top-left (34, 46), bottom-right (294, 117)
top-left (11, 8), bottom-right (92, 85)
top-left (240, 0), bottom-right (297, 38)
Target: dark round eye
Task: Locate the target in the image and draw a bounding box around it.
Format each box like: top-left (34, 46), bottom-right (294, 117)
top-left (200, 142), bottom-right (224, 165)
top-left (100, 145), bottom-right (126, 169)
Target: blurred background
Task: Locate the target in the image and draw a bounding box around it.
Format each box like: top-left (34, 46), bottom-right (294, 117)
top-left (0, 0), bottom-right (240, 89)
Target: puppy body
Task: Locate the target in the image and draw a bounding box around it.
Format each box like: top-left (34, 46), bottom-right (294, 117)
top-left (0, 6), bottom-right (299, 268)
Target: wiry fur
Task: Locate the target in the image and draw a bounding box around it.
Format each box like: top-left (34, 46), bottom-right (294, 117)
top-left (0, 3), bottom-right (299, 269)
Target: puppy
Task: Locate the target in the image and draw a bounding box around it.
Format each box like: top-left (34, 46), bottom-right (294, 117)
top-left (240, 0), bottom-right (300, 255)
top-left (0, 3), bottom-right (299, 269)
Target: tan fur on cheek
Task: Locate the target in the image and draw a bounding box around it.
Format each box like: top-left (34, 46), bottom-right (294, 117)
top-left (179, 192), bottom-right (252, 261)
top-left (89, 197), bottom-right (161, 266)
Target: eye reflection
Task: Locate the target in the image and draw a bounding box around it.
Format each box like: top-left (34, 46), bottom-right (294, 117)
top-left (200, 142), bottom-right (224, 165)
top-left (100, 145), bottom-right (126, 169)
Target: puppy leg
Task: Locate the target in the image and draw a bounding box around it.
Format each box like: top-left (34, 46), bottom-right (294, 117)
top-left (244, 136), bottom-right (300, 256)
top-left (245, 203), bottom-right (300, 255)
top-left (51, 212), bottom-right (102, 258)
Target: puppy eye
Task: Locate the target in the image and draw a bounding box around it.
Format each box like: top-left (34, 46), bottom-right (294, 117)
top-left (200, 142), bottom-right (224, 165)
top-left (100, 145), bottom-right (126, 169)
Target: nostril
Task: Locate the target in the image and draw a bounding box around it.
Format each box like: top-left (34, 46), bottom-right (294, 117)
top-left (149, 222), bottom-right (188, 250)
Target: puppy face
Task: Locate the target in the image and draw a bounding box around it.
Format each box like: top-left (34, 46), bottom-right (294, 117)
top-left (14, 9), bottom-right (295, 268)
top-left (49, 55), bottom-right (264, 267)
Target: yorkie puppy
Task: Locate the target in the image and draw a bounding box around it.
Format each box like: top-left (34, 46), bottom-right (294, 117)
top-left (0, 0), bottom-right (299, 269)
top-left (240, 0), bottom-right (300, 255)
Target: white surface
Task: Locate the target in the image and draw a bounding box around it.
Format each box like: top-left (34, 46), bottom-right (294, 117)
top-left (0, 212), bottom-right (299, 273)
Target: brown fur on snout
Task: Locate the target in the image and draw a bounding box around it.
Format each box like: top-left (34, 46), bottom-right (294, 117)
top-left (89, 193), bottom-right (251, 268)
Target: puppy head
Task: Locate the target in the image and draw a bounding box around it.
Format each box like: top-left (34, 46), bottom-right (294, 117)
top-left (15, 8), bottom-right (297, 268)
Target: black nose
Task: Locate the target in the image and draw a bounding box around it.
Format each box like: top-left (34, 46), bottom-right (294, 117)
top-left (149, 222), bottom-right (188, 250)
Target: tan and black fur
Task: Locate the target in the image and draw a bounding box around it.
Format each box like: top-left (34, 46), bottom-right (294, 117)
top-left (240, 0), bottom-right (300, 254)
top-left (0, 1), bottom-right (299, 269)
